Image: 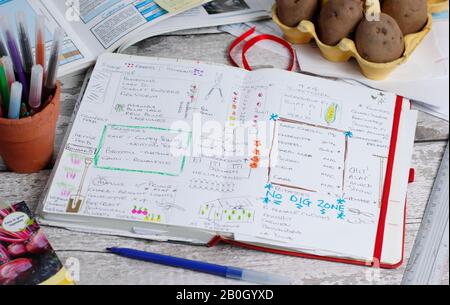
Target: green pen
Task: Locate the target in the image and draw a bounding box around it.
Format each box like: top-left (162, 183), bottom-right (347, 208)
top-left (0, 63), bottom-right (9, 112)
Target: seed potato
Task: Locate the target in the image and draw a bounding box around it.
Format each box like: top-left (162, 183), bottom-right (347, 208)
top-left (276, 0), bottom-right (320, 27)
top-left (318, 0), bottom-right (364, 46)
top-left (355, 13), bottom-right (405, 63)
top-left (382, 0), bottom-right (428, 35)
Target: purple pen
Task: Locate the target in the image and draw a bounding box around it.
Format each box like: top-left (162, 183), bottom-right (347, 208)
top-left (0, 16), bottom-right (28, 102)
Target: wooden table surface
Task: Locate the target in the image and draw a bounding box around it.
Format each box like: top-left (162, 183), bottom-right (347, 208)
top-left (1, 33), bottom-right (449, 285)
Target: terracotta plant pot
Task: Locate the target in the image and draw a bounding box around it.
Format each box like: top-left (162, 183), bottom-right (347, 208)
top-left (0, 82), bottom-right (61, 173)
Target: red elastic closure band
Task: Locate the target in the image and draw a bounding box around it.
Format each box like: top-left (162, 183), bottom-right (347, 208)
top-left (409, 168), bottom-right (415, 183)
top-left (228, 26), bottom-right (296, 71)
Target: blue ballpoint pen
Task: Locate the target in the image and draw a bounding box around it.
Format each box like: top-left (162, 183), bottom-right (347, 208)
top-left (107, 247), bottom-right (292, 285)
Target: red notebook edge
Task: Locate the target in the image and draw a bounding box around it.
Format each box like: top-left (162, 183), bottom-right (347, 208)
top-left (208, 96), bottom-right (415, 269)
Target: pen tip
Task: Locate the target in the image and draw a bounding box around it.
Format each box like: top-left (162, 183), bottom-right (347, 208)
top-left (106, 248), bottom-right (112, 252)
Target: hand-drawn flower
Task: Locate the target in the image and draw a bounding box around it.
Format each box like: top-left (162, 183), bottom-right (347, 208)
top-left (337, 198), bottom-right (346, 205)
top-left (269, 113), bottom-right (279, 121)
top-left (265, 183), bottom-right (273, 190)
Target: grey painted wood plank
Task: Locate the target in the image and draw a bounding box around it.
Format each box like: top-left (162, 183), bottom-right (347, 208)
top-left (406, 142), bottom-right (448, 222)
top-left (442, 263), bottom-right (450, 285)
top-left (415, 112), bottom-right (449, 142)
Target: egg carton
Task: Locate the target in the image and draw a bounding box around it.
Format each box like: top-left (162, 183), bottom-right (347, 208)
top-left (428, 0), bottom-right (449, 13)
top-left (272, 1), bottom-right (436, 80)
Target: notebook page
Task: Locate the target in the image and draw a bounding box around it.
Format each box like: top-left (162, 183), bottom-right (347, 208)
top-left (234, 106), bottom-right (417, 262)
top-left (237, 69), bottom-right (398, 260)
top-left (43, 53), bottom-right (259, 230)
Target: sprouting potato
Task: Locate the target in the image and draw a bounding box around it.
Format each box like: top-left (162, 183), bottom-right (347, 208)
top-left (277, 0), bottom-right (320, 27)
top-left (318, 0), bottom-right (364, 46)
top-left (355, 13), bottom-right (405, 63)
top-left (382, 0), bottom-right (428, 35)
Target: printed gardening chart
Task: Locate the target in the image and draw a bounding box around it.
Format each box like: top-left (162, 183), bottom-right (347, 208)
top-left (42, 54), bottom-right (398, 260)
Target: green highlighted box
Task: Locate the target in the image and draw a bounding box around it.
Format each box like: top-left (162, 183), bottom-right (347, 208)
top-left (94, 124), bottom-right (191, 176)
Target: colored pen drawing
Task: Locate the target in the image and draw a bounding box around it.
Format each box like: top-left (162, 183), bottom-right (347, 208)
top-left (269, 113), bottom-right (279, 121)
top-left (263, 185), bottom-right (346, 219)
top-left (68, 153), bottom-right (86, 166)
top-left (131, 206), bottom-right (162, 223)
top-left (56, 182), bottom-right (77, 199)
top-left (64, 168), bottom-right (80, 180)
top-left (114, 104), bottom-right (125, 113)
top-left (199, 198), bottom-right (255, 223)
top-left (94, 125), bottom-right (191, 176)
top-left (324, 103), bottom-right (338, 125)
top-left (65, 158), bottom-right (93, 214)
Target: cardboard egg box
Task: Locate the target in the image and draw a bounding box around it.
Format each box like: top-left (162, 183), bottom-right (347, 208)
top-left (272, 0), bottom-right (446, 80)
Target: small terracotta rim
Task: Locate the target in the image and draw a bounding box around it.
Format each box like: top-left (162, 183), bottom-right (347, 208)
top-left (0, 81), bottom-right (61, 126)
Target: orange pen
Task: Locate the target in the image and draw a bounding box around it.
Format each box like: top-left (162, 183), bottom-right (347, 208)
top-left (35, 15), bottom-right (46, 76)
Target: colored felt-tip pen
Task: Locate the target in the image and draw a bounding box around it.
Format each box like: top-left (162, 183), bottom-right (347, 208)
top-left (29, 64), bottom-right (44, 110)
top-left (35, 15), bottom-right (46, 73)
top-left (107, 247), bottom-right (293, 285)
top-left (8, 82), bottom-right (22, 119)
top-left (1, 56), bottom-right (16, 88)
top-left (0, 60), bottom-right (10, 111)
top-left (44, 27), bottom-right (63, 100)
top-left (0, 16), bottom-right (28, 102)
top-left (0, 36), bottom-right (7, 57)
top-left (16, 11), bottom-right (34, 74)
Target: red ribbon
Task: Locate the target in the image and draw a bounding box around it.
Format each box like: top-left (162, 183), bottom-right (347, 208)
top-left (228, 27), bottom-right (296, 72)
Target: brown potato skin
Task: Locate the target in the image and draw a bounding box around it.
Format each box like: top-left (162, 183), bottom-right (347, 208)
top-left (382, 0), bottom-right (428, 35)
top-left (355, 13), bottom-right (405, 63)
top-left (318, 0), bottom-right (364, 46)
top-left (277, 0), bottom-right (319, 27)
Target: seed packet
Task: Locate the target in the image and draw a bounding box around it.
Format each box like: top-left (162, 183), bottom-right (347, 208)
top-left (0, 201), bottom-right (73, 285)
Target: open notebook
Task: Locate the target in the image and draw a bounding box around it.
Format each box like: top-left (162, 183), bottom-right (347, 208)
top-left (38, 53), bottom-right (417, 268)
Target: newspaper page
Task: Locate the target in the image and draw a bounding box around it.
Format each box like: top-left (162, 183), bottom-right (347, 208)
top-left (45, 0), bottom-right (210, 53)
top-left (119, 0), bottom-right (272, 51)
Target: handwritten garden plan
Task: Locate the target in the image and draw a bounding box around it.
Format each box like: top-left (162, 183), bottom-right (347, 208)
top-left (42, 54), bottom-right (400, 260)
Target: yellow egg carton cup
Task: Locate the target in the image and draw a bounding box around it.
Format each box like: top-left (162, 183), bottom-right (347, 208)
top-left (428, 0), bottom-right (449, 13)
top-left (272, 1), bottom-right (435, 80)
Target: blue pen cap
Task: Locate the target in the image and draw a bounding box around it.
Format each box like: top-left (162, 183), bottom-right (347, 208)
top-left (8, 82), bottom-right (22, 119)
top-left (226, 267), bottom-right (293, 285)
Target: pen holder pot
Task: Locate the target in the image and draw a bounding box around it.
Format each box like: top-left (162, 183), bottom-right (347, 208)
top-left (0, 82), bottom-right (61, 173)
